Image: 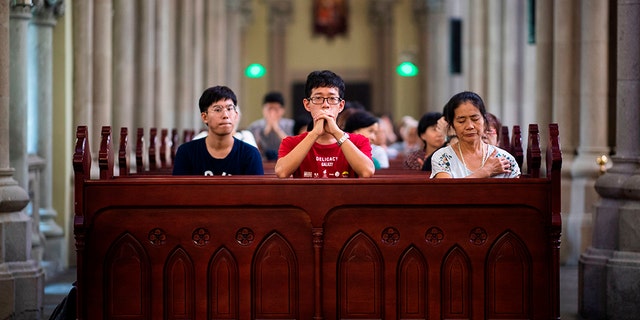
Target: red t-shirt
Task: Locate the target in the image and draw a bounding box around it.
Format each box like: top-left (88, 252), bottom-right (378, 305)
top-left (278, 132), bottom-right (372, 178)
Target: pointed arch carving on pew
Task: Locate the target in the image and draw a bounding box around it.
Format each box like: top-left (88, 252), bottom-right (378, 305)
top-left (441, 245), bottom-right (472, 319)
top-left (252, 232), bottom-right (299, 319)
top-left (208, 247), bottom-right (239, 319)
top-left (104, 232), bottom-right (151, 319)
top-left (485, 230), bottom-right (532, 319)
top-left (397, 245), bottom-right (428, 319)
top-left (164, 246), bottom-right (196, 319)
top-left (338, 231), bottom-right (383, 319)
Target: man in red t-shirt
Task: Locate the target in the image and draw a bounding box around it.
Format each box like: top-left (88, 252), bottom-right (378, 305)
top-left (275, 70), bottom-right (375, 178)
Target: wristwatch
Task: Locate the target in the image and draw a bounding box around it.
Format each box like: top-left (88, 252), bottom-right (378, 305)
top-left (337, 132), bottom-right (350, 146)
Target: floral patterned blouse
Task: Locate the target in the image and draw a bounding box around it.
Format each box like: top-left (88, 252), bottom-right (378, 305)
top-left (429, 144), bottom-right (520, 178)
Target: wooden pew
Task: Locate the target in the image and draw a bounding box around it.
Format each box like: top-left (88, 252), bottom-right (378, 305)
top-left (110, 126), bottom-right (181, 175)
top-left (75, 124), bottom-right (562, 319)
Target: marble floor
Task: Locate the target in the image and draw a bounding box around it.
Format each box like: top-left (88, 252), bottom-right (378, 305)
top-left (43, 265), bottom-right (582, 319)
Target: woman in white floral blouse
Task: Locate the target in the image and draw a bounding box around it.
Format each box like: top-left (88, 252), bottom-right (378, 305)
top-left (430, 91), bottom-right (520, 178)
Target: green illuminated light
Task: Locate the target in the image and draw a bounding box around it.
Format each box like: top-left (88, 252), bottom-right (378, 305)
top-left (396, 61), bottom-right (418, 77)
top-left (245, 63), bottom-right (266, 78)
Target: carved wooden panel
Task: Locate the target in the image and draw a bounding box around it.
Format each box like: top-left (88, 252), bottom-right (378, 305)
top-left (164, 247), bottom-right (195, 320)
top-left (253, 232), bottom-right (299, 319)
top-left (338, 231), bottom-right (383, 319)
top-left (104, 233), bottom-right (150, 319)
top-left (486, 231), bottom-right (532, 319)
top-left (441, 246), bottom-right (471, 319)
top-left (77, 175), bottom-right (560, 319)
top-left (208, 247), bottom-right (239, 319)
top-left (397, 246), bottom-right (428, 319)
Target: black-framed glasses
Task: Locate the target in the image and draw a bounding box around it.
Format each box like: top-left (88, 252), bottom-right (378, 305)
top-left (307, 96), bottom-right (342, 105)
top-left (208, 104), bottom-right (237, 114)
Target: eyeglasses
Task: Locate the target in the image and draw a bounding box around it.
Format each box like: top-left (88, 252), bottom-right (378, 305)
top-left (307, 96), bottom-right (343, 105)
top-left (208, 104), bottom-right (237, 114)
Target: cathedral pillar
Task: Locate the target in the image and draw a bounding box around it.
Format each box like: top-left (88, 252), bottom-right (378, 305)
top-left (369, 0), bottom-right (396, 115)
top-left (32, 0), bottom-right (65, 275)
top-left (2, 1), bottom-right (45, 318)
top-left (92, 0), bottom-right (112, 150)
top-left (553, 0), bottom-right (580, 265)
top-left (113, 0), bottom-right (135, 136)
top-left (176, 0), bottom-right (195, 132)
top-left (501, 0), bottom-right (525, 126)
top-left (225, 0), bottom-right (249, 97)
top-left (155, 0), bottom-right (176, 129)
top-left (72, 0), bottom-right (93, 140)
top-left (205, 0), bottom-right (226, 86)
top-left (265, 0), bottom-right (292, 94)
top-left (467, 0), bottom-right (487, 95)
top-left (485, 0), bottom-right (502, 113)
top-left (581, 0), bottom-right (640, 318)
top-left (192, 0), bottom-right (205, 128)
top-left (9, 0), bottom-right (31, 191)
top-left (573, 3), bottom-right (611, 314)
top-left (533, 0), bottom-right (553, 127)
top-left (135, 0), bottom-right (155, 131)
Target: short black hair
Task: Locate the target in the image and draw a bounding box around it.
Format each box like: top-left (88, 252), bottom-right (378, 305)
top-left (263, 91), bottom-right (285, 106)
top-left (198, 86), bottom-right (237, 113)
top-left (417, 112), bottom-right (443, 136)
top-left (442, 91), bottom-right (487, 125)
top-left (304, 70), bottom-right (345, 98)
top-left (343, 110), bottom-right (379, 133)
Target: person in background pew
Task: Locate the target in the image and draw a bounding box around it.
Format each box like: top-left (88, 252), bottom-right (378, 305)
top-left (173, 86), bottom-right (264, 176)
top-left (343, 109), bottom-right (389, 169)
top-left (275, 70), bottom-right (375, 178)
top-left (247, 91), bottom-right (295, 161)
top-left (431, 91), bottom-right (520, 178)
top-left (482, 112), bottom-right (502, 146)
top-left (404, 111), bottom-right (445, 171)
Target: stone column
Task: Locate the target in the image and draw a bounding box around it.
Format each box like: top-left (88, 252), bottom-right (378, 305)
top-left (265, 0), bottom-right (292, 95)
top-left (3, 1), bottom-right (45, 318)
top-left (501, 0), bottom-right (524, 125)
top-left (369, 0), bottom-right (396, 115)
top-left (113, 0), bottom-right (135, 137)
top-left (9, 0), bottom-right (31, 191)
top-left (192, 0), bottom-right (205, 128)
top-left (533, 0), bottom-right (553, 127)
top-left (225, 0), bottom-right (250, 96)
top-left (205, 0), bottom-right (226, 86)
top-left (73, 0), bottom-right (93, 135)
top-left (412, 0), bottom-right (429, 112)
top-left (135, 0), bottom-right (155, 131)
top-left (155, 0), bottom-right (176, 129)
top-left (92, 0), bottom-right (112, 149)
top-left (574, 1), bottom-right (611, 315)
top-left (485, 0), bottom-right (502, 112)
top-left (553, 0), bottom-right (580, 264)
top-left (581, 0), bottom-right (640, 318)
top-left (176, 0), bottom-right (195, 133)
top-left (467, 0), bottom-right (487, 95)
top-left (32, 0), bottom-right (65, 275)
